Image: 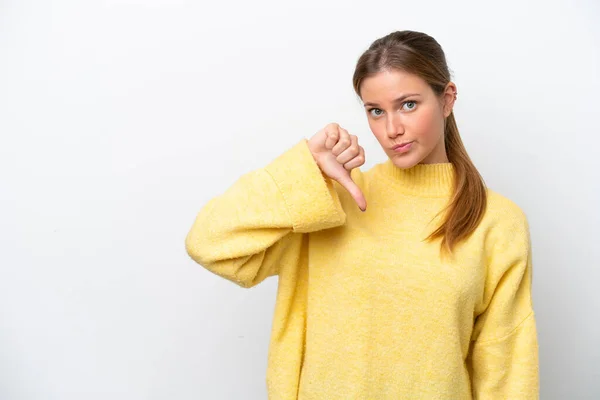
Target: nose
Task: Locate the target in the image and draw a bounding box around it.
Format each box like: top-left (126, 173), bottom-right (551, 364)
top-left (386, 113), bottom-right (404, 138)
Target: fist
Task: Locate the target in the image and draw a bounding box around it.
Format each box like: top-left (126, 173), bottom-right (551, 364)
top-left (307, 122), bottom-right (367, 211)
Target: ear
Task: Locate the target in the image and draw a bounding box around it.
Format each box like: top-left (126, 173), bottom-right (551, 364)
top-left (442, 82), bottom-right (457, 118)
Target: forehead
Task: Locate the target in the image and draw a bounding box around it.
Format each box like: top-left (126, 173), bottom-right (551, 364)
top-left (360, 69), bottom-right (429, 102)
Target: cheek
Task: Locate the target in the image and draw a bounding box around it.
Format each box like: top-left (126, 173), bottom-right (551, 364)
top-left (368, 120), bottom-right (387, 143)
top-left (410, 106), bottom-right (442, 142)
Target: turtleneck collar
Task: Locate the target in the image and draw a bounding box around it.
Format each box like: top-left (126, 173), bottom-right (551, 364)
top-left (376, 158), bottom-right (456, 197)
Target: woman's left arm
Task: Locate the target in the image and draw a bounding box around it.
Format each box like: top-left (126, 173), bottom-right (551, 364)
top-left (467, 209), bottom-right (540, 399)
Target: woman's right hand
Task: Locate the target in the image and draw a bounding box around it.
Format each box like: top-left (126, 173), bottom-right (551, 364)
top-left (307, 122), bottom-right (367, 211)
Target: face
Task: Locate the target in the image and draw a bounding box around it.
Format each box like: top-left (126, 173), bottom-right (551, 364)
top-left (359, 69), bottom-right (456, 167)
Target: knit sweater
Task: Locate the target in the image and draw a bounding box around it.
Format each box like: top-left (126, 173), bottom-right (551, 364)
top-left (185, 138), bottom-right (539, 399)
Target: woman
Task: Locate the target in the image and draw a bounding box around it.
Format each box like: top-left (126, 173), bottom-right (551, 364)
top-left (185, 30), bottom-right (539, 399)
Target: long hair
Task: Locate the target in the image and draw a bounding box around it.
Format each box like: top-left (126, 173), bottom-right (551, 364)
top-left (352, 30), bottom-right (487, 258)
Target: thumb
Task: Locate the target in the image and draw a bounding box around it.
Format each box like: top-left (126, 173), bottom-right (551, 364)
top-left (335, 173), bottom-right (367, 212)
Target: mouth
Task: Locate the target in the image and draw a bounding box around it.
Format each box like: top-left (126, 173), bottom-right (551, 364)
top-left (392, 141), bottom-right (414, 153)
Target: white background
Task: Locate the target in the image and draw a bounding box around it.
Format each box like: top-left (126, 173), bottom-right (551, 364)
top-left (1, 0), bottom-right (599, 399)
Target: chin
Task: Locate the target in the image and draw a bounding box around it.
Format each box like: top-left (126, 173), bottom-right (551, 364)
top-left (388, 152), bottom-right (423, 169)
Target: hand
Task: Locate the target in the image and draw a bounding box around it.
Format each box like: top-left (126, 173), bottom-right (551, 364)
top-left (307, 122), bottom-right (367, 211)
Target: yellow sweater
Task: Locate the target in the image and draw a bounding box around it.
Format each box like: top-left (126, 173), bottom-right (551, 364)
top-left (185, 138), bottom-right (539, 399)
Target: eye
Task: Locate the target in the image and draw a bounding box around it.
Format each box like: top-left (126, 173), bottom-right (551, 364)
top-left (367, 101), bottom-right (418, 118)
top-left (368, 108), bottom-right (383, 117)
top-left (402, 101), bottom-right (417, 111)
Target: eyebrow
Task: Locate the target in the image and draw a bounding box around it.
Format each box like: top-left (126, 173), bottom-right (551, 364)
top-left (363, 93), bottom-right (421, 107)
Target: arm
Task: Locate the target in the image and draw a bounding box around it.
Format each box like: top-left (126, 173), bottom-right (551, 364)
top-left (467, 210), bottom-right (540, 399)
top-left (185, 139), bottom-right (347, 288)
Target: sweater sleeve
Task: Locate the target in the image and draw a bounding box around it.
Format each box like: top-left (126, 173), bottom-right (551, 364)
top-left (184, 138), bottom-right (347, 288)
top-left (467, 209), bottom-right (540, 399)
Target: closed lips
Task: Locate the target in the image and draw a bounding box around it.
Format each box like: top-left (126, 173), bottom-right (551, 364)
top-left (393, 142), bottom-right (413, 149)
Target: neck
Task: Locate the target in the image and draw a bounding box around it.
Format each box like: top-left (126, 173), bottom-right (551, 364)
top-left (377, 159), bottom-right (455, 197)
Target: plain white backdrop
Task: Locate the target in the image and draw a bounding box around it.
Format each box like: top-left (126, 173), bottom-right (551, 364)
top-left (1, 0), bottom-right (599, 399)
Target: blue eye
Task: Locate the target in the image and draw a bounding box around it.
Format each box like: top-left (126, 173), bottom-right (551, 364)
top-left (368, 108), bottom-right (383, 117)
top-left (402, 101), bottom-right (417, 111)
top-left (367, 101), bottom-right (417, 118)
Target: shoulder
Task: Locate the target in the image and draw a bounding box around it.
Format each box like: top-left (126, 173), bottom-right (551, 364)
top-left (484, 187), bottom-right (528, 225)
top-left (482, 187), bottom-right (531, 248)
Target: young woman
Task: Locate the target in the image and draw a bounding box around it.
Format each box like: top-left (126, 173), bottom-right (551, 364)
top-left (185, 30), bottom-right (539, 399)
